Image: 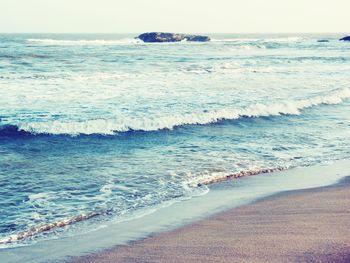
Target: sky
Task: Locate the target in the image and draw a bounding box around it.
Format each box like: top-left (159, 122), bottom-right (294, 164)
top-left (1, 0), bottom-right (349, 33)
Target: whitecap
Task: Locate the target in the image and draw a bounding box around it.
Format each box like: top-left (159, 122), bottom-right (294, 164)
top-left (10, 88), bottom-right (349, 136)
top-left (27, 38), bottom-right (141, 46)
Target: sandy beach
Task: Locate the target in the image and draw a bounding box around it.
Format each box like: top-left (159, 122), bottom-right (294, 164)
top-left (72, 176), bottom-right (350, 263)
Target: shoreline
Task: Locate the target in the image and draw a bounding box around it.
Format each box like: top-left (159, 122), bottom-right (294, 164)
top-left (71, 175), bottom-right (350, 263)
top-left (1, 160), bottom-right (349, 263)
top-left (0, 166), bottom-right (288, 246)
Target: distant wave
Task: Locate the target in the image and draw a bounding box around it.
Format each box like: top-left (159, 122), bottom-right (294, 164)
top-left (211, 37), bottom-right (303, 43)
top-left (1, 88), bottom-right (349, 136)
top-left (27, 38), bottom-right (141, 46)
top-left (26, 37), bottom-right (302, 46)
top-left (221, 44), bottom-right (267, 50)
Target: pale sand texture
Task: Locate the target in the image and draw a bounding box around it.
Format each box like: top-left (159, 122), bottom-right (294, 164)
top-left (72, 177), bottom-right (350, 263)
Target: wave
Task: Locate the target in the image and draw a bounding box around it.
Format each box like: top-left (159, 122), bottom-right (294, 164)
top-left (211, 37), bottom-right (303, 43)
top-left (26, 37), bottom-right (302, 46)
top-left (189, 166), bottom-right (288, 187)
top-left (0, 210), bottom-right (107, 246)
top-left (0, 165), bottom-right (287, 246)
top-left (27, 38), bottom-right (141, 46)
top-left (1, 88), bottom-right (349, 136)
top-left (0, 125), bottom-right (33, 137)
top-left (223, 44), bottom-right (267, 50)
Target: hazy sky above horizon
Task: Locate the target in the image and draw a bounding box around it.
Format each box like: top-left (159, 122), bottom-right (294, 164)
top-left (1, 0), bottom-right (349, 33)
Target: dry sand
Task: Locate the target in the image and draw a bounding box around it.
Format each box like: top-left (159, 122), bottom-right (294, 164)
top-left (72, 177), bottom-right (350, 263)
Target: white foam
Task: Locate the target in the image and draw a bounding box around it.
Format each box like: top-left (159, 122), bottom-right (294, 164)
top-left (211, 37), bottom-right (302, 43)
top-left (28, 192), bottom-right (51, 201)
top-left (12, 88), bottom-right (350, 136)
top-left (27, 38), bottom-right (141, 46)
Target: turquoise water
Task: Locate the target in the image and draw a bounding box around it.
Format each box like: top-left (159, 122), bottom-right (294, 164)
top-left (0, 33), bottom-right (349, 248)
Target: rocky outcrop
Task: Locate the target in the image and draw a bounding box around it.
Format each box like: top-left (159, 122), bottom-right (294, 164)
top-left (339, 36), bottom-right (350, 41)
top-left (137, 32), bottom-right (210, 43)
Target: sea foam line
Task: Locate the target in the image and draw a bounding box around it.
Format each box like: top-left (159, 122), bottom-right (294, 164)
top-left (0, 210), bottom-right (107, 246)
top-left (0, 166), bottom-right (287, 246)
top-left (211, 37), bottom-right (302, 42)
top-left (190, 167), bottom-right (288, 187)
top-left (8, 88), bottom-right (349, 136)
top-left (27, 38), bottom-right (141, 46)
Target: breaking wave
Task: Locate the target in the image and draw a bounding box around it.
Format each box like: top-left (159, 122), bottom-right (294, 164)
top-left (27, 38), bottom-right (141, 46)
top-left (1, 88), bottom-right (349, 136)
top-left (211, 37), bottom-right (303, 42)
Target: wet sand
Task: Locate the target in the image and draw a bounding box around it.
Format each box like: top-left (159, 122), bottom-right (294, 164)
top-left (72, 177), bottom-right (350, 263)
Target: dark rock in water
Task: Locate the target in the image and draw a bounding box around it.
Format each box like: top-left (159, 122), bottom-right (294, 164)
top-left (339, 36), bottom-right (350, 41)
top-left (137, 32), bottom-right (210, 43)
top-left (186, 35), bottom-right (211, 42)
top-left (317, 39), bottom-right (329, 43)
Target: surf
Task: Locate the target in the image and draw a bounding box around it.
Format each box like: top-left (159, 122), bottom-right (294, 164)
top-left (1, 88), bottom-right (349, 136)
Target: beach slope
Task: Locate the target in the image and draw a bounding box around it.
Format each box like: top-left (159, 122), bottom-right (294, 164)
top-left (73, 177), bottom-right (350, 263)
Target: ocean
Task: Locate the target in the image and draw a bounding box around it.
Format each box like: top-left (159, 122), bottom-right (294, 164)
top-left (0, 33), bottom-right (349, 252)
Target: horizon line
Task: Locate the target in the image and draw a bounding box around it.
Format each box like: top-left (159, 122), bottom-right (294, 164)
top-left (0, 32), bottom-right (348, 35)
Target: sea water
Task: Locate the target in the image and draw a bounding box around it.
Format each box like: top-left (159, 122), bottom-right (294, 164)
top-left (0, 33), bottom-right (349, 249)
